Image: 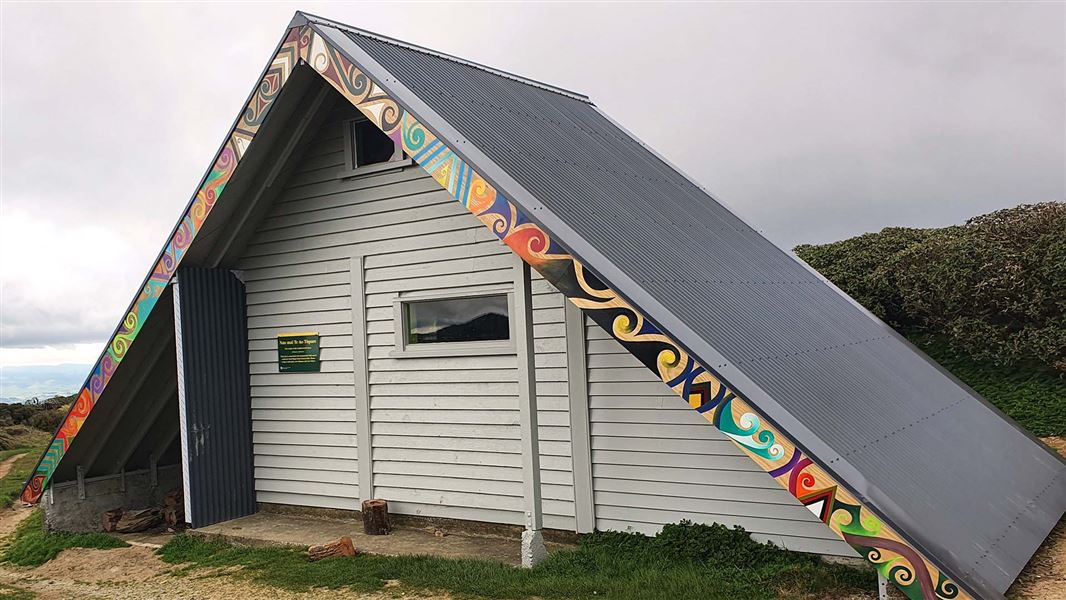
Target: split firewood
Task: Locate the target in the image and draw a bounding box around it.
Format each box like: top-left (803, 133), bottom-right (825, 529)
top-left (361, 498), bottom-right (391, 535)
top-left (114, 507), bottom-right (163, 533)
top-left (101, 507), bottom-right (125, 532)
top-left (161, 490), bottom-right (184, 528)
top-left (307, 536), bottom-right (356, 561)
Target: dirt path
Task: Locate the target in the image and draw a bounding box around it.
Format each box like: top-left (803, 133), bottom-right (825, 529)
top-left (0, 452), bottom-right (27, 480)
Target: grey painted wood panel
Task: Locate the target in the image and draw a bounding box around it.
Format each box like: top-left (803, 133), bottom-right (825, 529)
top-left (585, 316), bottom-right (855, 556)
top-left (239, 111), bottom-right (573, 524)
top-left (238, 110), bottom-right (848, 549)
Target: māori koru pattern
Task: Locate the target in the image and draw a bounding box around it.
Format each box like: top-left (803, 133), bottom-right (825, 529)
top-left (19, 28), bottom-right (306, 505)
top-left (24, 24), bottom-right (968, 600)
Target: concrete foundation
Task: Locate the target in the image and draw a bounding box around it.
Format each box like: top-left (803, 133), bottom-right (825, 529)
top-left (42, 464), bottom-right (182, 532)
top-left (193, 511), bottom-right (575, 566)
top-left (521, 528), bottom-right (547, 567)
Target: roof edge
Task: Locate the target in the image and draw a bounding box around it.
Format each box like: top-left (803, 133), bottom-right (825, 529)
top-left (313, 22), bottom-right (1009, 600)
top-left (297, 11), bottom-right (593, 104)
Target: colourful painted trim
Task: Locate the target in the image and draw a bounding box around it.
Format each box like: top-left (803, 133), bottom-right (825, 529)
top-left (19, 27), bottom-right (305, 504)
top-left (298, 28), bottom-right (971, 600)
top-left (24, 23), bottom-right (971, 600)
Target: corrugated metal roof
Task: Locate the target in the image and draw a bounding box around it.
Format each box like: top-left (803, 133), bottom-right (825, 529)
top-left (310, 16), bottom-right (1066, 599)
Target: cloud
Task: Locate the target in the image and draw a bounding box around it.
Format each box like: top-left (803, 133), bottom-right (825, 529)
top-left (0, 2), bottom-right (1063, 362)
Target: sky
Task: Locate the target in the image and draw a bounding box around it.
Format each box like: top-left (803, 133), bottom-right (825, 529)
top-left (0, 2), bottom-right (1063, 387)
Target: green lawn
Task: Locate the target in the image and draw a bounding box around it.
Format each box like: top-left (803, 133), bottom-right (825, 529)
top-left (1, 510), bottom-right (128, 567)
top-left (157, 522), bottom-right (875, 600)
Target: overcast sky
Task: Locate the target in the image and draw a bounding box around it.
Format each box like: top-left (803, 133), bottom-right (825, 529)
top-left (0, 1), bottom-right (1063, 370)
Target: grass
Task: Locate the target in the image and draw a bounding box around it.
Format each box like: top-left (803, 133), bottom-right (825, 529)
top-left (911, 335), bottom-right (1066, 437)
top-left (1, 510), bottom-right (127, 567)
top-left (0, 448), bottom-right (46, 509)
top-left (158, 521), bottom-right (875, 600)
top-left (0, 426), bottom-right (50, 454)
top-left (0, 583), bottom-right (33, 600)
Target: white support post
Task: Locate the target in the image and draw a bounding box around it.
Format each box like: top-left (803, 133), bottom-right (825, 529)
top-left (172, 278), bottom-right (193, 524)
top-left (564, 301), bottom-right (595, 533)
top-left (514, 257), bottom-right (546, 567)
top-left (877, 572), bottom-right (890, 600)
top-left (350, 253), bottom-right (374, 503)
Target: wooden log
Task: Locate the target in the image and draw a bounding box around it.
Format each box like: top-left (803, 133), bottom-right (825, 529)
top-left (114, 507), bottom-right (162, 533)
top-left (361, 499), bottom-right (391, 535)
top-left (307, 536), bottom-right (356, 561)
top-left (161, 490), bottom-right (184, 528)
top-left (101, 507), bottom-right (125, 532)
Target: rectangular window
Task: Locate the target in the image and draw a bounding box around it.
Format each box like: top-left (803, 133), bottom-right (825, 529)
top-left (404, 295), bottom-right (510, 345)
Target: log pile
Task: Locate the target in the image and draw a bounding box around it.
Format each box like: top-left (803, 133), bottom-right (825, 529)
top-left (100, 488), bottom-right (184, 533)
top-left (307, 536), bottom-right (356, 561)
top-left (113, 507), bottom-right (163, 533)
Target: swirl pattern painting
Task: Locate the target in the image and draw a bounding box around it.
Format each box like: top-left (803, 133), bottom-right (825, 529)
top-left (18, 27), bottom-right (305, 505)
top-left (22, 22), bottom-right (972, 600)
top-left (298, 28), bottom-right (971, 600)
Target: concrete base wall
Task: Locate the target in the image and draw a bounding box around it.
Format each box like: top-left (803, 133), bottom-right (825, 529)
top-left (42, 464), bottom-right (183, 532)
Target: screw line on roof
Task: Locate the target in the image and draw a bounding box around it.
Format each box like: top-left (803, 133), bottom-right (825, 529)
top-left (962, 468), bottom-right (1064, 579)
top-left (300, 14), bottom-right (593, 103)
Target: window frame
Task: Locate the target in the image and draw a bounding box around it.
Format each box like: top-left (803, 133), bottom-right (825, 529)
top-left (339, 117), bottom-right (410, 179)
top-left (390, 288), bottom-right (516, 359)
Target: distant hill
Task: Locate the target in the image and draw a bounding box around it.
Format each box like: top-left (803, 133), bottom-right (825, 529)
top-left (0, 364), bottom-right (88, 402)
top-left (415, 313), bottom-right (509, 343)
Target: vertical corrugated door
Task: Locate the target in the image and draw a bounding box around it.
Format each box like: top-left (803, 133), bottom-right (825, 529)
top-left (176, 267), bottom-right (256, 528)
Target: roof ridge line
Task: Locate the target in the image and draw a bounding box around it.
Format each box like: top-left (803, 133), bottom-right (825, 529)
top-left (297, 12), bottom-right (594, 104)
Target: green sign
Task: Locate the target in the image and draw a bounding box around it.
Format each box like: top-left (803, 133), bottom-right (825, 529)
top-left (277, 332), bottom-right (321, 372)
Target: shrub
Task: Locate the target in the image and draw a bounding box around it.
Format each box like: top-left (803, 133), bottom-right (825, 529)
top-left (796, 202), bottom-right (1066, 374)
top-left (25, 409), bottom-right (63, 434)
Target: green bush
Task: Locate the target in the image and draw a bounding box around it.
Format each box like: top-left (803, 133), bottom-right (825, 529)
top-left (912, 335), bottom-right (1065, 436)
top-left (0, 395), bottom-right (73, 439)
top-left (795, 202), bottom-right (1066, 374)
top-left (795, 203), bottom-right (1065, 436)
top-left (24, 409), bottom-right (63, 434)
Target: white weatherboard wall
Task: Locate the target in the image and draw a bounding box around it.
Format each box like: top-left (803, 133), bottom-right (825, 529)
top-left (238, 103), bottom-right (851, 554)
top-left (238, 108), bottom-right (574, 527)
top-left (585, 317), bottom-right (855, 556)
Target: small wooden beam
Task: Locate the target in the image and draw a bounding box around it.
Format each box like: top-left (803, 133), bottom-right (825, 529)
top-left (76, 465), bottom-right (86, 500)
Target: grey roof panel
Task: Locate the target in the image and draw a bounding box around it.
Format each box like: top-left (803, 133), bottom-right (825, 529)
top-left (313, 19), bottom-right (1066, 598)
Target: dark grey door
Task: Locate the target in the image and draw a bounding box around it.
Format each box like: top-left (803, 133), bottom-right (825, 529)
top-left (174, 267), bottom-right (256, 528)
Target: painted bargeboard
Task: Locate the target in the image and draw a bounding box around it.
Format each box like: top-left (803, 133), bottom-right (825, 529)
top-left (23, 23), bottom-right (968, 600)
top-left (19, 27), bottom-right (305, 504)
top-left (298, 26), bottom-right (968, 600)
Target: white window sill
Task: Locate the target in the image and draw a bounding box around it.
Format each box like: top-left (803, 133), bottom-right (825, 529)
top-left (338, 158), bottom-right (414, 180)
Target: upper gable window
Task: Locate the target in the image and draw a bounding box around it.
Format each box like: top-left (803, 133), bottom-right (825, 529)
top-left (342, 118), bottom-right (404, 176)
